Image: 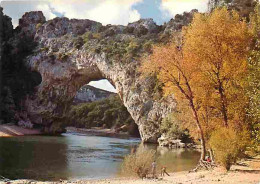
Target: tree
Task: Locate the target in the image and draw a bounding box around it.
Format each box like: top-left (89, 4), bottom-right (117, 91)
top-left (141, 43), bottom-right (207, 161)
top-left (248, 4), bottom-right (260, 146)
top-left (183, 8), bottom-right (252, 128)
top-left (141, 7), bottom-right (252, 166)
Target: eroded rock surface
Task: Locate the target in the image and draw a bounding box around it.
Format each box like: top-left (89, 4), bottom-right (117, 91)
top-left (208, 0), bottom-right (257, 17)
top-left (73, 85), bottom-right (116, 104)
top-left (9, 10), bottom-right (199, 143)
top-left (4, 0), bottom-right (257, 143)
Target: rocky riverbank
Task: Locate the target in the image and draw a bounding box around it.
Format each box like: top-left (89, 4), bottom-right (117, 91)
top-left (0, 124), bottom-right (42, 137)
top-left (66, 126), bottom-right (137, 138)
top-left (2, 156), bottom-right (260, 184)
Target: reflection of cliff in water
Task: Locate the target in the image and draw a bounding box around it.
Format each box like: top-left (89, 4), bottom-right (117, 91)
top-left (137, 143), bottom-right (201, 172)
top-left (0, 136), bottom-right (69, 181)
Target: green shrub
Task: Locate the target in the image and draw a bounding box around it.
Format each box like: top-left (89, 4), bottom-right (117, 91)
top-left (57, 52), bottom-right (71, 61)
top-left (123, 26), bottom-right (135, 34)
top-left (40, 47), bottom-right (49, 52)
top-left (120, 149), bottom-right (156, 178)
top-left (126, 40), bottom-right (140, 55)
top-left (93, 33), bottom-right (102, 40)
top-left (160, 113), bottom-right (193, 143)
top-left (66, 95), bottom-right (136, 133)
top-left (73, 37), bottom-right (84, 49)
top-left (36, 23), bottom-right (42, 30)
top-left (82, 32), bottom-right (93, 43)
top-left (143, 41), bottom-right (153, 53)
top-left (209, 127), bottom-right (250, 170)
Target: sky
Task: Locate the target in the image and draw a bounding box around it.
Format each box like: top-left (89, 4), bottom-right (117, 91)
top-left (0, 0), bottom-right (209, 92)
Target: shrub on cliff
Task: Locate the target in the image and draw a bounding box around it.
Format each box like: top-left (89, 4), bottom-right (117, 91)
top-left (160, 113), bottom-right (193, 143)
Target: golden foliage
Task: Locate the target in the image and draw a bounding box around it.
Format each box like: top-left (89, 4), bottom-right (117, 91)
top-left (183, 7), bottom-right (252, 128)
top-left (141, 7), bottom-right (254, 162)
top-left (209, 127), bottom-right (250, 170)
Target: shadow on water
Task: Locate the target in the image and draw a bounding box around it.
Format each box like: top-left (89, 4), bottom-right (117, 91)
top-left (0, 136), bottom-right (69, 181)
top-left (0, 133), bottom-right (200, 181)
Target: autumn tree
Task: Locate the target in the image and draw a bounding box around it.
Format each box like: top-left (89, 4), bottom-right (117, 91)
top-left (181, 7), bottom-right (252, 170)
top-left (141, 43), bottom-right (207, 161)
top-left (248, 5), bottom-right (260, 146)
top-left (183, 8), bottom-right (252, 128)
top-left (141, 7), bottom-right (253, 168)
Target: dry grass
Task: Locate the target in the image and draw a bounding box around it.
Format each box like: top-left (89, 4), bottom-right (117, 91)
top-left (120, 149), bottom-right (156, 178)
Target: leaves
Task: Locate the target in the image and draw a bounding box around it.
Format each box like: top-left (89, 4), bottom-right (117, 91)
top-left (141, 7), bottom-right (256, 162)
top-left (183, 7), bottom-right (252, 128)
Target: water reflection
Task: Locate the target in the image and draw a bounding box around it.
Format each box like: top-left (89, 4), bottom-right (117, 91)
top-left (138, 144), bottom-right (201, 172)
top-left (0, 133), bottom-right (200, 181)
top-left (0, 136), bottom-right (69, 181)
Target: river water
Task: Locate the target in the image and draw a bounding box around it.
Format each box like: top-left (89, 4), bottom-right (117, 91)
top-left (0, 133), bottom-right (200, 181)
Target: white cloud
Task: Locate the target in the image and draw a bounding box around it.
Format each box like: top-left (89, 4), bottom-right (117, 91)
top-left (88, 79), bottom-right (117, 93)
top-left (36, 3), bottom-right (56, 20)
top-left (160, 0), bottom-right (208, 18)
top-left (1, 0), bottom-right (142, 27)
top-left (47, 0), bottom-right (142, 25)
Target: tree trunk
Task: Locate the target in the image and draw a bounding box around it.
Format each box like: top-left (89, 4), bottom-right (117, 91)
top-left (209, 148), bottom-right (214, 162)
top-left (218, 85), bottom-right (228, 127)
top-left (216, 72), bottom-right (228, 127)
top-left (190, 100), bottom-right (206, 160)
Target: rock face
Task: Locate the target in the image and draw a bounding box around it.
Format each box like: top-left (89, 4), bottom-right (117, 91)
top-left (73, 85), bottom-right (116, 104)
top-left (0, 7), bottom-right (14, 124)
top-left (3, 9), bottom-right (199, 143)
top-left (4, 1), bottom-right (257, 143)
top-left (208, 0), bottom-right (257, 17)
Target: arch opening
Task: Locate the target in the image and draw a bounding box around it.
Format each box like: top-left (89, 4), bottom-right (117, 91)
top-left (66, 79), bottom-right (140, 137)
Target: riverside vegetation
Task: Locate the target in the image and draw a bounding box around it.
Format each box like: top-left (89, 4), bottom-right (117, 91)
top-left (140, 5), bottom-right (260, 171)
top-left (65, 95), bottom-right (140, 136)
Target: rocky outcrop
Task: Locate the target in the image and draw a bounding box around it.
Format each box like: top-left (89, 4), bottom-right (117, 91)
top-left (4, 1), bottom-right (257, 143)
top-left (21, 11), bottom-right (193, 142)
top-left (17, 11), bottom-right (46, 38)
top-left (73, 85), bottom-right (116, 104)
top-left (0, 7), bottom-right (14, 124)
top-left (208, 0), bottom-right (257, 17)
top-left (2, 9), bottom-right (199, 142)
top-left (158, 134), bottom-right (186, 148)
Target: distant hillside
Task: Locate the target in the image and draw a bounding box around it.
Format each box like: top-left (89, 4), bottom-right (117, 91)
top-left (68, 92), bottom-right (140, 137)
top-left (73, 85), bottom-right (116, 104)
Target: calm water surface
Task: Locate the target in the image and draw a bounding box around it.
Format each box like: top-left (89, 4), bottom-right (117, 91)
top-left (0, 133), bottom-right (200, 181)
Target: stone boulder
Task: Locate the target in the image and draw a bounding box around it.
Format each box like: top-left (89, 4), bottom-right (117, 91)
top-left (158, 134), bottom-right (186, 148)
top-left (18, 120), bottom-right (34, 129)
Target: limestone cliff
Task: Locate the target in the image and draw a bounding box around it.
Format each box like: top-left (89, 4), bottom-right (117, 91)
top-left (2, 0), bottom-right (257, 143)
top-left (0, 8), bottom-right (43, 125)
top-left (73, 85), bottom-right (116, 104)
top-left (208, 0), bottom-right (257, 17)
top-left (0, 7), bottom-right (15, 124)
top-left (16, 10), bottom-right (199, 143)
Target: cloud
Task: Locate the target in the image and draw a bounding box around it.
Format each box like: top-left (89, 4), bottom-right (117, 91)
top-left (160, 0), bottom-right (208, 18)
top-left (45, 0), bottom-right (143, 25)
top-left (1, 1), bottom-right (57, 27)
top-left (35, 3), bottom-right (56, 20)
top-left (1, 0), bottom-right (143, 27)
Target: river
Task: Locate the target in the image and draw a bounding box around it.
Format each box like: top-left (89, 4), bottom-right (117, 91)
top-left (0, 132), bottom-right (200, 181)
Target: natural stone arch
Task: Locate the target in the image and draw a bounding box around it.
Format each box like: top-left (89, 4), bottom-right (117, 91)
top-left (17, 11), bottom-right (195, 143)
